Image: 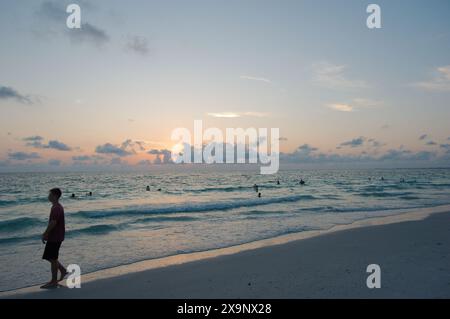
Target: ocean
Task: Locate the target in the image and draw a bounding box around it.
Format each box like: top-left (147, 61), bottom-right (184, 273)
top-left (1, 168), bottom-right (450, 291)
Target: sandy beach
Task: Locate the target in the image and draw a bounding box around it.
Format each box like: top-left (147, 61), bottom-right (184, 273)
top-left (2, 205), bottom-right (450, 299)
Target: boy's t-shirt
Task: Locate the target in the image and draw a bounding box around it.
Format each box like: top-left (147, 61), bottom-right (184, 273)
top-left (48, 203), bottom-right (65, 242)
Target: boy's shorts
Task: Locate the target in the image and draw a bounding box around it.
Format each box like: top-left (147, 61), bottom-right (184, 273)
top-left (42, 242), bottom-right (62, 261)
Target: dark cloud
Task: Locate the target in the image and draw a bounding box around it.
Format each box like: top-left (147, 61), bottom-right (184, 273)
top-left (426, 141), bottom-right (437, 146)
top-left (23, 136), bottom-right (72, 151)
top-left (23, 136), bottom-right (44, 147)
top-left (148, 149), bottom-right (173, 164)
top-left (36, 1), bottom-right (109, 47)
top-left (96, 143), bottom-right (131, 157)
top-left (8, 152), bottom-right (41, 161)
top-left (0, 86), bottom-right (33, 104)
top-left (110, 157), bottom-right (125, 165)
top-left (297, 144), bottom-right (318, 153)
top-left (68, 23), bottom-right (110, 47)
top-left (278, 137), bottom-right (288, 141)
top-left (47, 140), bottom-right (72, 151)
top-left (440, 144), bottom-right (450, 153)
top-left (36, 1), bottom-right (67, 21)
top-left (125, 36), bottom-right (150, 56)
top-left (367, 138), bottom-right (385, 148)
top-left (378, 149), bottom-right (436, 162)
top-left (339, 137), bottom-right (365, 148)
top-left (121, 139), bottom-right (146, 153)
top-left (23, 136), bottom-right (44, 142)
top-left (419, 134), bottom-right (428, 140)
top-left (48, 159), bottom-right (62, 166)
top-left (278, 142), bottom-right (446, 166)
top-left (72, 155), bottom-right (92, 161)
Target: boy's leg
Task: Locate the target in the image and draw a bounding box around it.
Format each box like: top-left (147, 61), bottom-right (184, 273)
top-left (50, 260), bottom-right (58, 283)
top-left (58, 261), bottom-right (68, 281)
top-left (40, 260), bottom-right (59, 288)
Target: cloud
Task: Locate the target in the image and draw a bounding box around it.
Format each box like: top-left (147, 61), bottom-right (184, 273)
top-left (68, 23), bottom-right (110, 46)
top-left (148, 149), bottom-right (173, 164)
top-left (207, 112), bottom-right (269, 118)
top-left (240, 75), bottom-right (273, 84)
top-left (327, 98), bottom-right (381, 113)
top-left (327, 103), bottom-right (353, 112)
top-left (36, 1), bottom-right (109, 47)
top-left (23, 136), bottom-right (72, 151)
top-left (0, 86), bottom-right (34, 104)
top-left (378, 149), bottom-right (436, 162)
top-left (207, 112), bottom-right (240, 118)
top-left (8, 152), bottom-right (41, 161)
top-left (47, 140), bottom-right (72, 151)
top-left (426, 141), bottom-right (437, 146)
top-left (72, 155), bottom-right (92, 161)
top-left (110, 157), bottom-right (125, 165)
top-left (279, 143), bottom-right (446, 167)
top-left (367, 138), bottom-right (385, 148)
top-left (48, 159), bottom-right (62, 166)
top-left (125, 35), bottom-right (150, 56)
top-left (94, 139), bottom-right (162, 158)
top-left (95, 143), bottom-right (131, 157)
top-left (279, 137), bottom-right (288, 141)
top-left (339, 137), bottom-right (365, 148)
top-left (23, 135), bottom-right (44, 142)
top-left (312, 62), bottom-right (368, 89)
top-left (37, 1), bottom-right (66, 21)
top-left (23, 136), bottom-right (44, 147)
top-left (419, 134), bottom-right (428, 140)
top-left (137, 160), bottom-right (152, 166)
top-left (297, 144), bottom-right (318, 153)
top-left (413, 65), bottom-right (450, 91)
top-left (440, 144), bottom-right (450, 152)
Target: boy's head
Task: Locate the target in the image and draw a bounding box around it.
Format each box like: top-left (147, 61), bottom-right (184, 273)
top-left (48, 188), bottom-right (62, 203)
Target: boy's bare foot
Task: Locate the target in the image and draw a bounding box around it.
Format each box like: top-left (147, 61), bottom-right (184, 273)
top-left (40, 281), bottom-right (59, 289)
top-left (59, 269), bottom-right (68, 282)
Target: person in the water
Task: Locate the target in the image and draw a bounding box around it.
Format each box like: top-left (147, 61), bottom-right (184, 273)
top-left (146, 186), bottom-right (150, 191)
top-left (258, 192), bottom-right (261, 198)
top-left (276, 179), bottom-right (280, 185)
top-left (299, 179), bottom-right (305, 185)
top-left (71, 193), bottom-right (75, 198)
top-left (253, 184), bottom-right (259, 192)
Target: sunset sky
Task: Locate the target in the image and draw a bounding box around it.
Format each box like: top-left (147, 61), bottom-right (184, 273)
top-left (1, 0), bottom-right (450, 171)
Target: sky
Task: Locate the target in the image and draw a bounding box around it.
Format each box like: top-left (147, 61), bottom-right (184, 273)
top-left (0, 0), bottom-right (450, 171)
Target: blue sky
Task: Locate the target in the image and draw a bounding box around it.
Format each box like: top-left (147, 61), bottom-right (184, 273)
top-left (0, 0), bottom-right (450, 171)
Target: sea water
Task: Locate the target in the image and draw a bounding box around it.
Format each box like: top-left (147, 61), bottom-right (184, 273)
top-left (1, 168), bottom-right (450, 291)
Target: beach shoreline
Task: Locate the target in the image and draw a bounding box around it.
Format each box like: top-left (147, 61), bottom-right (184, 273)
top-left (2, 204), bottom-right (450, 298)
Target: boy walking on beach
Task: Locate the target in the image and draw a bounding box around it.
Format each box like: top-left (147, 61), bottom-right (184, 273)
top-left (41, 188), bottom-right (67, 289)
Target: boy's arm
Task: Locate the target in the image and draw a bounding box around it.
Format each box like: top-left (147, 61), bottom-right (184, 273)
top-left (42, 220), bottom-right (57, 243)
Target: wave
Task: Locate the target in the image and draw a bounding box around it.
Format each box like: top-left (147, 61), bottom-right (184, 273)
top-left (356, 191), bottom-right (415, 198)
top-left (0, 224), bottom-right (121, 245)
top-left (67, 224), bottom-right (120, 236)
top-left (0, 217), bottom-right (45, 232)
top-left (189, 184), bottom-right (282, 193)
top-left (72, 194), bottom-right (317, 219)
top-left (135, 216), bottom-right (199, 223)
